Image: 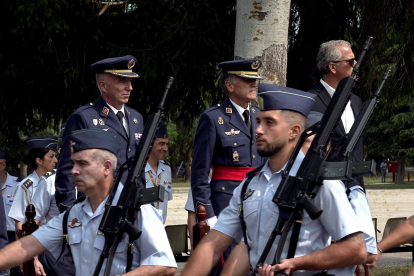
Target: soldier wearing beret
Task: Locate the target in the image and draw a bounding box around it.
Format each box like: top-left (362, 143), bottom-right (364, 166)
top-left (183, 84), bottom-right (367, 276)
top-left (55, 55), bottom-right (145, 213)
top-left (144, 123), bottom-right (172, 224)
top-left (0, 129), bottom-right (177, 276)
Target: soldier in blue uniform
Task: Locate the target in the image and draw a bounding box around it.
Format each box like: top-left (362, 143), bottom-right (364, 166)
top-left (191, 59), bottom-right (266, 226)
top-left (145, 123), bottom-right (172, 224)
top-left (55, 55), bottom-right (145, 213)
top-left (0, 129), bottom-right (177, 276)
top-left (182, 84), bottom-right (367, 276)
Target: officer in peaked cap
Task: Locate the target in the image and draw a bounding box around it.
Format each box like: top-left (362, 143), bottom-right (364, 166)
top-left (191, 58), bottom-right (267, 275)
top-left (183, 84), bottom-right (367, 276)
top-left (145, 123), bottom-right (172, 224)
top-left (0, 129), bottom-right (177, 276)
top-left (55, 55), bottom-right (145, 213)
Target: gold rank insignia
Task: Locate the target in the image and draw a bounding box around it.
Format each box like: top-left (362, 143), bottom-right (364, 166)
top-left (244, 189), bottom-right (254, 200)
top-left (133, 118), bottom-right (138, 123)
top-left (102, 106), bottom-right (109, 115)
top-left (70, 141), bottom-right (75, 153)
top-left (99, 118), bottom-right (105, 125)
top-left (218, 117), bottom-right (224, 124)
top-left (226, 107), bottom-right (232, 114)
top-left (233, 151), bottom-right (239, 162)
top-left (225, 129), bottom-right (240, 136)
top-left (93, 119), bottom-right (98, 125)
top-left (251, 60), bottom-right (260, 70)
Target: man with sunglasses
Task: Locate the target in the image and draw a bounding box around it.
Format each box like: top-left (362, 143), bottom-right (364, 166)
top-left (308, 40), bottom-right (365, 190)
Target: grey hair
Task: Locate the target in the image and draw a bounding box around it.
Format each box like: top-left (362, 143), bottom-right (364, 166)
top-left (219, 73), bottom-right (236, 96)
top-left (316, 40), bottom-right (351, 75)
top-left (91, 149), bottom-right (117, 174)
top-left (96, 73), bottom-right (106, 93)
top-left (280, 110), bottom-right (306, 133)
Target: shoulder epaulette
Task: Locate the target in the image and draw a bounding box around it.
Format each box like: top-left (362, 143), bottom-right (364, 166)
top-left (21, 179), bottom-right (33, 190)
top-left (205, 103), bottom-right (222, 112)
top-left (42, 170), bottom-right (56, 179)
top-left (161, 160), bottom-right (171, 167)
top-left (246, 165), bottom-right (264, 178)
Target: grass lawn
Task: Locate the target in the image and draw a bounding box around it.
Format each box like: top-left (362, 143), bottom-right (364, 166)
top-left (363, 265), bottom-right (411, 275)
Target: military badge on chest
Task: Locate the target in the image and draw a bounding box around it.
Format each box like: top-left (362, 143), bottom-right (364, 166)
top-left (225, 129), bottom-right (240, 136)
top-left (233, 151), bottom-right (239, 162)
top-left (68, 218), bottom-right (81, 228)
top-left (218, 117), bottom-right (224, 125)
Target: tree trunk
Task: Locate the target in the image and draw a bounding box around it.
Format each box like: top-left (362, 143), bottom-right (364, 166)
top-left (235, 0), bottom-right (291, 85)
top-left (396, 157), bottom-right (405, 184)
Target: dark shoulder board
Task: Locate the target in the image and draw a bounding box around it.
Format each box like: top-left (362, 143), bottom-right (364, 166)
top-left (22, 179), bottom-right (33, 189)
top-left (161, 160), bottom-right (171, 167)
top-left (42, 170), bottom-right (56, 179)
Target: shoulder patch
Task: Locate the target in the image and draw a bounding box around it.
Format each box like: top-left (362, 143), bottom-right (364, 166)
top-left (21, 179), bottom-right (33, 189)
top-left (42, 170), bottom-right (56, 179)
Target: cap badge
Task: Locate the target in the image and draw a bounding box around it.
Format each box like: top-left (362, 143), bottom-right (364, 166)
top-left (99, 118), bottom-right (105, 125)
top-left (218, 117), bottom-right (224, 125)
top-left (233, 151), bottom-right (239, 162)
top-left (128, 59), bottom-right (136, 69)
top-left (226, 108), bottom-right (232, 114)
top-left (225, 129), bottom-right (240, 136)
top-left (102, 106), bottom-right (109, 115)
top-left (251, 60), bottom-right (260, 70)
top-left (93, 119), bottom-right (98, 126)
top-left (133, 118), bottom-right (138, 124)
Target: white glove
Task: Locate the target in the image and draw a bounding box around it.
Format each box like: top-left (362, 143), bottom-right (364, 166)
top-left (206, 216), bottom-right (218, 229)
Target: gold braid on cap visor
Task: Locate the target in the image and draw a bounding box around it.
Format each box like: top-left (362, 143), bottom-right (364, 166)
top-left (227, 71), bottom-right (263, 79)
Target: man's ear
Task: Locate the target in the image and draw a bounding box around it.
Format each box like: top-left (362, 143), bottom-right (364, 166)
top-left (98, 80), bottom-right (106, 93)
top-left (328, 62), bottom-right (337, 75)
top-left (289, 124), bottom-right (301, 140)
top-left (103, 160), bottom-right (112, 177)
top-left (225, 80), bottom-right (234, 93)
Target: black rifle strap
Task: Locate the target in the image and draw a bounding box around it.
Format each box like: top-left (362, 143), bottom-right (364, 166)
top-left (239, 165), bottom-right (264, 275)
top-left (56, 196), bottom-right (86, 265)
top-left (286, 210), bottom-right (304, 259)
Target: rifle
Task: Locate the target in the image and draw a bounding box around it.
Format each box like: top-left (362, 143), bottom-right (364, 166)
top-left (253, 37), bottom-right (373, 274)
top-left (319, 68), bottom-right (391, 181)
top-left (93, 77), bottom-right (174, 276)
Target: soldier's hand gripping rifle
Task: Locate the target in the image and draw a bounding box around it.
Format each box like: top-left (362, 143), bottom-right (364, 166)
top-left (253, 37), bottom-right (373, 275)
top-left (320, 68), bottom-right (391, 181)
top-left (92, 77), bottom-right (174, 276)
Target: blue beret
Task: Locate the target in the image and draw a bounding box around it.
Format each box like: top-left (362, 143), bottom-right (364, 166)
top-left (305, 111), bottom-right (323, 130)
top-left (69, 129), bottom-right (120, 156)
top-left (90, 55), bottom-right (139, 78)
top-left (26, 136), bottom-right (58, 151)
top-left (0, 149), bottom-right (5, 159)
top-left (218, 59), bottom-right (263, 79)
top-left (157, 123), bottom-right (168, 139)
top-left (257, 84), bottom-right (316, 117)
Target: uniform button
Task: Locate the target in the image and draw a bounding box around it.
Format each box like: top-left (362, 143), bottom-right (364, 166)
top-left (252, 141), bottom-right (254, 144)
top-left (128, 148), bottom-right (131, 153)
top-left (86, 240), bottom-right (89, 243)
top-left (234, 143), bottom-right (237, 146)
top-left (265, 205), bottom-right (268, 209)
top-left (253, 155), bottom-right (256, 159)
top-left (84, 260), bottom-right (88, 263)
top-left (218, 104), bottom-right (221, 106)
top-left (221, 187), bottom-right (225, 191)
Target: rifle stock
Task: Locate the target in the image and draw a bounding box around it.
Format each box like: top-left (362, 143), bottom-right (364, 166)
top-left (93, 77), bottom-right (174, 276)
top-left (254, 37), bottom-right (374, 273)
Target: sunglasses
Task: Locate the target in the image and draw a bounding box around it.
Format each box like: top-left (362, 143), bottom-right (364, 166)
top-left (332, 58), bottom-right (356, 67)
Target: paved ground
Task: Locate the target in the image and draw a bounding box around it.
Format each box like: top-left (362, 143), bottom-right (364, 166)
top-left (166, 187), bottom-right (414, 273)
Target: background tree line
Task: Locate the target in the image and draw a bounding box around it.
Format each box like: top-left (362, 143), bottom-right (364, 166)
top-left (1, 0), bottom-right (413, 182)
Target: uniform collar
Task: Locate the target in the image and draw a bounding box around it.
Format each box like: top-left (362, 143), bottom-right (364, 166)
top-left (145, 161), bottom-right (165, 175)
top-left (3, 172), bottom-right (16, 187)
top-left (229, 98), bottom-right (250, 118)
top-left (82, 183), bottom-right (124, 218)
top-left (258, 150), bottom-right (305, 182)
top-left (106, 102), bottom-right (125, 115)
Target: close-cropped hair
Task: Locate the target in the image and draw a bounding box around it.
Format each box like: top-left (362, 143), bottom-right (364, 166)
top-left (23, 148), bottom-right (50, 169)
top-left (219, 73), bottom-right (236, 96)
top-left (280, 110), bottom-right (306, 133)
top-left (96, 73), bottom-right (106, 93)
top-left (91, 149), bottom-right (117, 174)
top-left (316, 40), bottom-right (351, 75)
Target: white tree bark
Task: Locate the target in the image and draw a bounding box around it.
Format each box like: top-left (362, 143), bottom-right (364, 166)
top-left (235, 0), bottom-right (291, 85)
